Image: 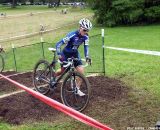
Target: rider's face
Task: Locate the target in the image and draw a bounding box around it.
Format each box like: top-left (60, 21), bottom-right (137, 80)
top-left (79, 27), bottom-right (89, 36)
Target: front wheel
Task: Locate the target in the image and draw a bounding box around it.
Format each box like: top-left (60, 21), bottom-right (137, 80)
top-left (0, 55), bottom-right (4, 72)
top-left (61, 71), bottom-right (91, 111)
top-left (33, 59), bottom-right (52, 95)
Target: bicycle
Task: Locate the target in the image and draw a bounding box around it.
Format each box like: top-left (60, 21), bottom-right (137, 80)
top-left (0, 47), bottom-right (5, 72)
top-left (33, 48), bottom-right (91, 111)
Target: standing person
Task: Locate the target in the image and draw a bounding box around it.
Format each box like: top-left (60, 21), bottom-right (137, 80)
top-left (0, 46), bottom-right (4, 52)
top-left (55, 18), bottom-right (92, 96)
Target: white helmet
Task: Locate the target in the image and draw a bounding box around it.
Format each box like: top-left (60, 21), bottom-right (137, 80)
top-left (79, 18), bottom-right (92, 30)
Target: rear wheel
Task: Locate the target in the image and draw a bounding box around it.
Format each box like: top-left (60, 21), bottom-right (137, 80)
top-left (61, 71), bottom-right (91, 111)
top-left (0, 55), bottom-right (4, 72)
top-left (33, 59), bottom-right (52, 95)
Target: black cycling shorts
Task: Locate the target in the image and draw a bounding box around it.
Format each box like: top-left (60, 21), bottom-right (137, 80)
top-left (60, 50), bottom-right (83, 68)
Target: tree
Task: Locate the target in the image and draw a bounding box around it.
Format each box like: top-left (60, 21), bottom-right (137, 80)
top-left (56, 0), bottom-right (60, 7)
top-left (12, 0), bottom-right (17, 8)
top-left (86, 0), bottom-right (112, 25)
top-left (86, 0), bottom-right (160, 26)
top-left (29, 0), bottom-right (34, 5)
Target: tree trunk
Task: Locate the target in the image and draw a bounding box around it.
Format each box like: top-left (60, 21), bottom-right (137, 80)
top-left (48, 0), bottom-right (52, 8)
top-left (56, 0), bottom-right (61, 7)
top-left (12, 0), bottom-right (16, 8)
top-left (30, 0), bottom-right (34, 5)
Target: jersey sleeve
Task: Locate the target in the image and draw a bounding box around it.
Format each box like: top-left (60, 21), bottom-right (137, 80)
top-left (63, 32), bottom-right (75, 44)
top-left (84, 36), bottom-right (89, 57)
top-left (56, 40), bottom-right (64, 55)
top-left (55, 32), bottom-right (75, 55)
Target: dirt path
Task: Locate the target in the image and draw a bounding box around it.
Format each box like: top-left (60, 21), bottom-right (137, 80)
top-left (0, 72), bottom-right (129, 125)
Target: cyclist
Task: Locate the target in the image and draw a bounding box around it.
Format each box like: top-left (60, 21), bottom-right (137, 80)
top-left (0, 46), bottom-right (4, 53)
top-left (55, 18), bottom-right (92, 96)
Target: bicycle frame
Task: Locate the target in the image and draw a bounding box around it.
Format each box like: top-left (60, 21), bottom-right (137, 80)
top-left (50, 58), bottom-right (76, 87)
top-left (33, 48), bottom-right (91, 111)
top-left (37, 49), bottom-right (84, 89)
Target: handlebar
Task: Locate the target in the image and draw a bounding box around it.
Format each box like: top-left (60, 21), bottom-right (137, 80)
top-left (58, 58), bottom-right (89, 68)
top-left (48, 48), bottom-right (90, 68)
top-left (58, 57), bottom-right (79, 68)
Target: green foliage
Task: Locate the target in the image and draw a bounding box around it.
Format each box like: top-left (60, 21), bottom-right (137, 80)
top-left (144, 6), bottom-right (160, 22)
top-left (87, 0), bottom-right (160, 26)
top-left (111, 0), bottom-right (144, 24)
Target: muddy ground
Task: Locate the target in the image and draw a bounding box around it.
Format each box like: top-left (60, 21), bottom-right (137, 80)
top-left (0, 71), bottom-right (129, 127)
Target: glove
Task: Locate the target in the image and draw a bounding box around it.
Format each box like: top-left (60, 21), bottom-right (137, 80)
top-left (86, 57), bottom-right (92, 65)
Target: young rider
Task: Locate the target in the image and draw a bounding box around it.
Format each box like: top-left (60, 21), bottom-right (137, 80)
top-left (55, 18), bottom-right (92, 96)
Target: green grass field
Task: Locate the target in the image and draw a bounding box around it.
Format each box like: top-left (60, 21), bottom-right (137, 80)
top-left (0, 5), bottom-right (93, 49)
top-left (0, 5), bottom-right (70, 14)
top-left (0, 6), bottom-right (160, 130)
top-left (105, 25), bottom-right (160, 95)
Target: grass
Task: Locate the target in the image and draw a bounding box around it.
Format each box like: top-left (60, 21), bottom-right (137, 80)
top-left (3, 33), bottom-right (103, 74)
top-left (0, 5), bottom-right (66, 14)
top-left (105, 25), bottom-right (160, 51)
top-left (1, 24), bottom-right (160, 130)
top-left (0, 121), bottom-right (77, 130)
top-left (0, 6), bottom-right (93, 48)
top-left (0, 6), bottom-right (160, 130)
top-left (104, 25), bottom-right (160, 97)
top-left (103, 25), bottom-right (160, 129)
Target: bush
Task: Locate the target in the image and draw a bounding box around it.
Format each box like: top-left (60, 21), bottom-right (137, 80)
top-left (88, 0), bottom-right (160, 26)
top-left (144, 6), bottom-right (160, 23)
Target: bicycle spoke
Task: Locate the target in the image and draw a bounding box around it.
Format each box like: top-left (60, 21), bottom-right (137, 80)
top-left (61, 72), bottom-right (90, 111)
top-left (33, 60), bottom-right (51, 95)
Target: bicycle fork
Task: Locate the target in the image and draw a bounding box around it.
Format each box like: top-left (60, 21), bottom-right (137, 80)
top-left (70, 74), bottom-right (79, 94)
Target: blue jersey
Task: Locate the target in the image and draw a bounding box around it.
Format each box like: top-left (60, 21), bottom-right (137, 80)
top-left (56, 30), bottom-right (89, 57)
